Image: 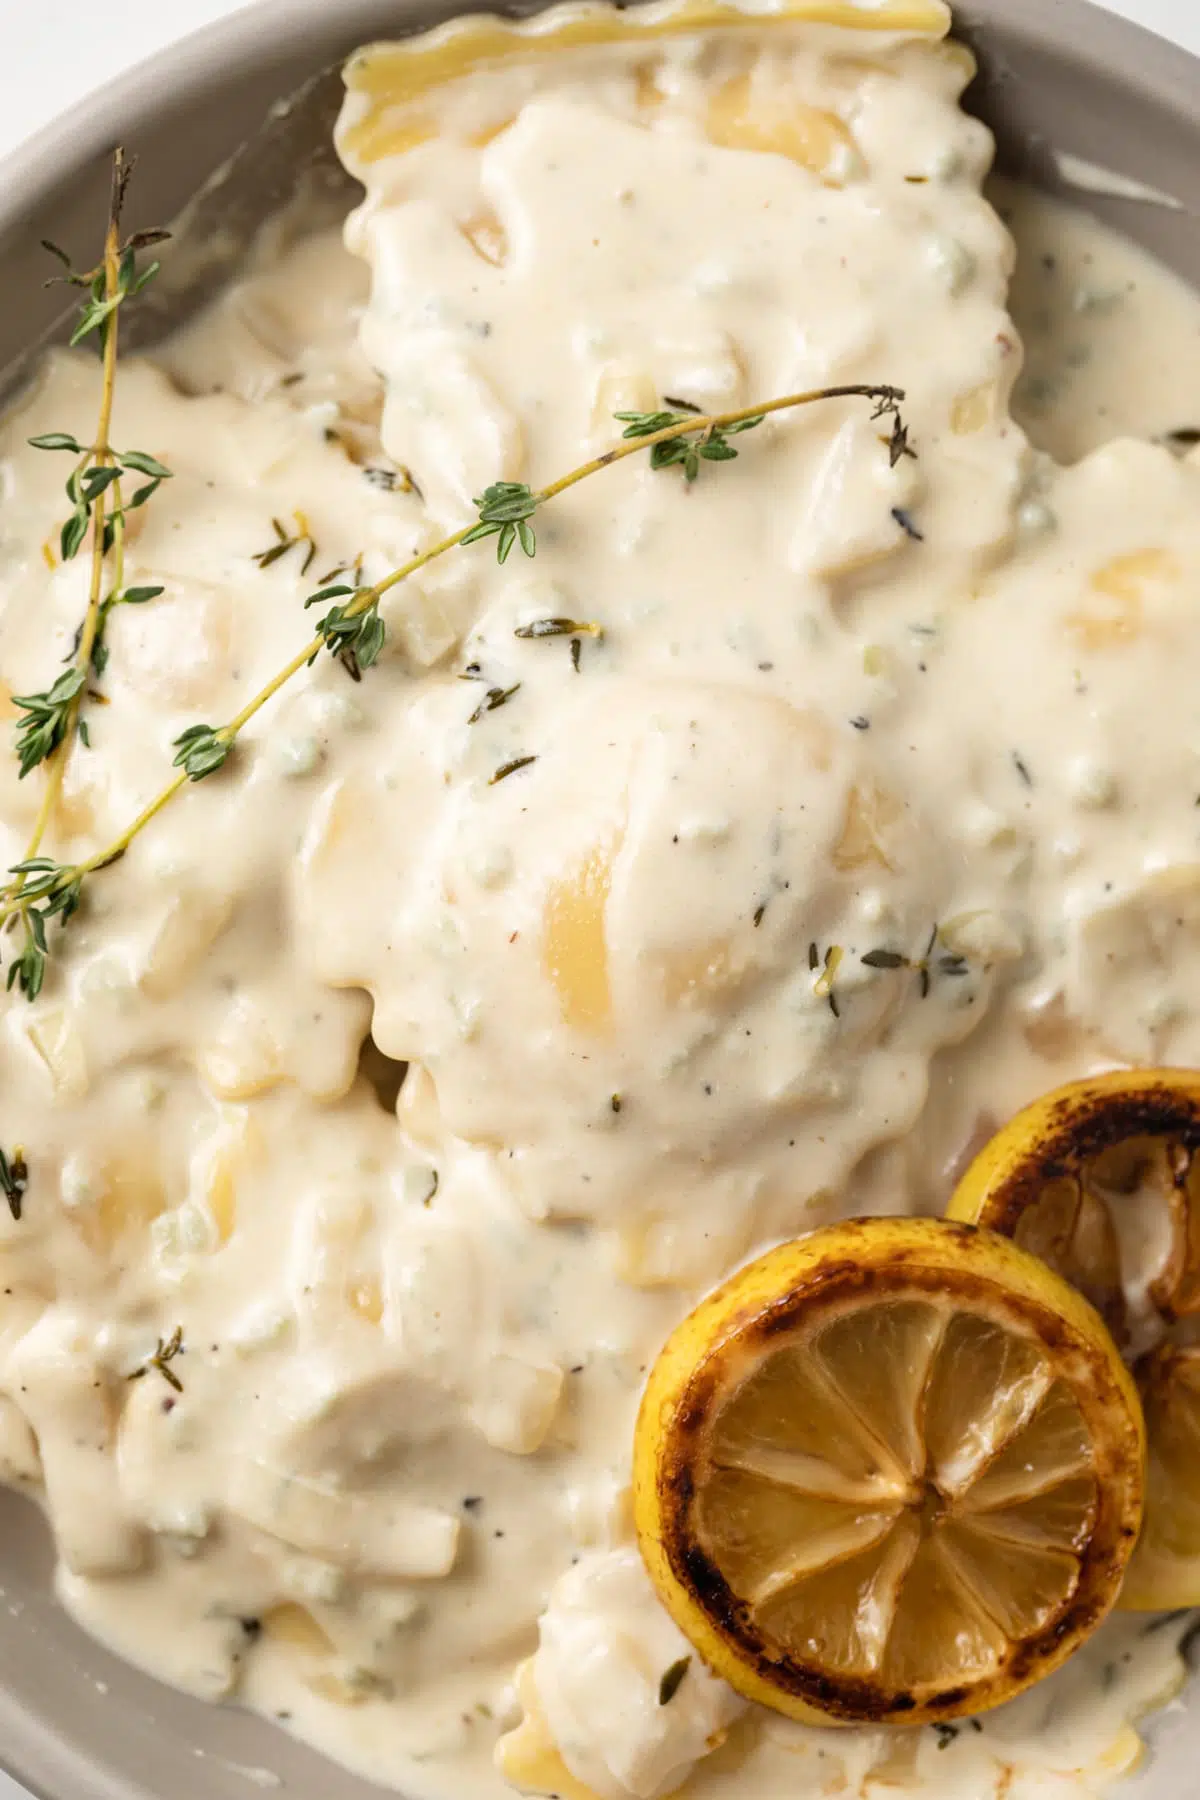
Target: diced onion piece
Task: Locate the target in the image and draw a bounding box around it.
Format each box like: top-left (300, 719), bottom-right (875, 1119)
top-left (6, 1315), bottom-right (143, 1576)
top-left (138, 889), bottom-right (233, 999)
top-left (1065, 548), bottom-right (1180, 649)
top-left (230, 1457), bottom-right (460, 1578)
top-left (20, 1006), bottom-right (89, 1099)
top-left (458, 204), bottom-right (509, 268)
top-left (832, 782), bottom-right (904, 873)
top-left (468, 1353), bottom-right (564, 1455)
top-left (262, 1602), bottom-right (336, 1655)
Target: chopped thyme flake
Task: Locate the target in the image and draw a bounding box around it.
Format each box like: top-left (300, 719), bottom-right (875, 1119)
top-left (891, 506), bottom-right (924, 542)
top-left (1012, 751), bottom-right (1034, 788)
top-left (658, 1657), bottom-right (691, 1706)
top-left (570, 636), bottom-right (582, 672)
top-left (849, 715), bottom-right (870, 731)
top-left (422, 1170), bottom-right (439, 1207)
top-left (514, 618), bottom-right (603, 641)
top-left (489, 755), bottom-right (537, 786)
top-left (933, 1723), bottom-right (958, 1750)
top-left (808, 941), bottom-right (819, 971)
top-left (753, 902), bottom-right (767, 927)
top-left (467, 682), bottom-right (521, 725)
top-left (862, 948), bottom-right (906, 970)
top-left (0, 1147), bottom-right (28, 1221)
top-left (611, 1093), bottom-right (623, 1114)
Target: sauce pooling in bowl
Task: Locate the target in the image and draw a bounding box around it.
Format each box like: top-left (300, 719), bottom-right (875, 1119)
top-left (0, 4), bottom-right (1198, 1797)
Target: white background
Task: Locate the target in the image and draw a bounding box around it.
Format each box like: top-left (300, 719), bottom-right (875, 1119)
top-left (0, 0), bottom-right (1193, 1795)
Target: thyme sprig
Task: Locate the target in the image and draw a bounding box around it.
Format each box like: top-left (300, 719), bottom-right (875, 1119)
top-left (0, 379), bottom-right (909, 992)
top-left (5, 148), bottom-right (170, 996)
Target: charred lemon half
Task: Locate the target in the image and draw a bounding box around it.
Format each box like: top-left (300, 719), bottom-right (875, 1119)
top-left (947, 1069), bottom-right (1200, 1610)
top-left (633, 1217), bottom-right (1143, 1725)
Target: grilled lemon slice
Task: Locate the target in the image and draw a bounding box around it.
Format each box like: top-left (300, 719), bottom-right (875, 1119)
top-left (633, 1217), bottom-right (1143, 1725)
top-left (947, 1070), bottom-right (1200, 1610)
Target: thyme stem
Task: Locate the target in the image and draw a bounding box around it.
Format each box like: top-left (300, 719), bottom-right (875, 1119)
top-left (22, 155), bottom-right (125, 865)
top-left (0, 381), bottom-right (905, 944)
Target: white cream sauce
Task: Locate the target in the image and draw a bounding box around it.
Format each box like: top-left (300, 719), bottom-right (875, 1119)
top-left (0, 5), bottom-right (1198, 1800)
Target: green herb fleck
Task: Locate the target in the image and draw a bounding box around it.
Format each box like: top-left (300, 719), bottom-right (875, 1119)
top-left (489, 755), bottom-right (537, 785)
top-left (658, 1657), bottom-right (691, 1706)
top-left (468, 682), bottom-right (521, 724)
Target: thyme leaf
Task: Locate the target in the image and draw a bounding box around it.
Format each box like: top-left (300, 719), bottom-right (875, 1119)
top-left (172, 724), bottom-right (230, 781)
top-left (658, 1657), bottom-right (692, 1705)
top-left (13, 668), bottom-right (86, 777)
top-left (463, 481), bottom-right (539, 563)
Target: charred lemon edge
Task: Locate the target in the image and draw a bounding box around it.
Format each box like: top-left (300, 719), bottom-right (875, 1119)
top-left (946, 1069), bottom-right (1200, 1614)
top-left (947, 1068), bottom-right (1200, 1245)
top-left (633, 1216), bottom-right (1145, 1726)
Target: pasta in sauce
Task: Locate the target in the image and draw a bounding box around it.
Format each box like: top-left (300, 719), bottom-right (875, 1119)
top-left (0, 3), bottom-right (1199, 1796)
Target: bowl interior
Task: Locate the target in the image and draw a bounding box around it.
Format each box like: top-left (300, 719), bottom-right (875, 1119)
top-left (0, 2), bottom-right (1197, 1797)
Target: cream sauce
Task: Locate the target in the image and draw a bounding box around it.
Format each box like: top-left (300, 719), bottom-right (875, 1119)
top-left (0, 5), bottom-right (1197, 1800)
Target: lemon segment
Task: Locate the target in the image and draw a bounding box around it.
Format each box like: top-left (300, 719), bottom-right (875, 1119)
top-left (633, 1217), bottom-right (1143, 1725)
top-left (947, 1068), bottom-right (1200, 1344)
top-left (946, 1069), bottom-right (1200, 1609)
